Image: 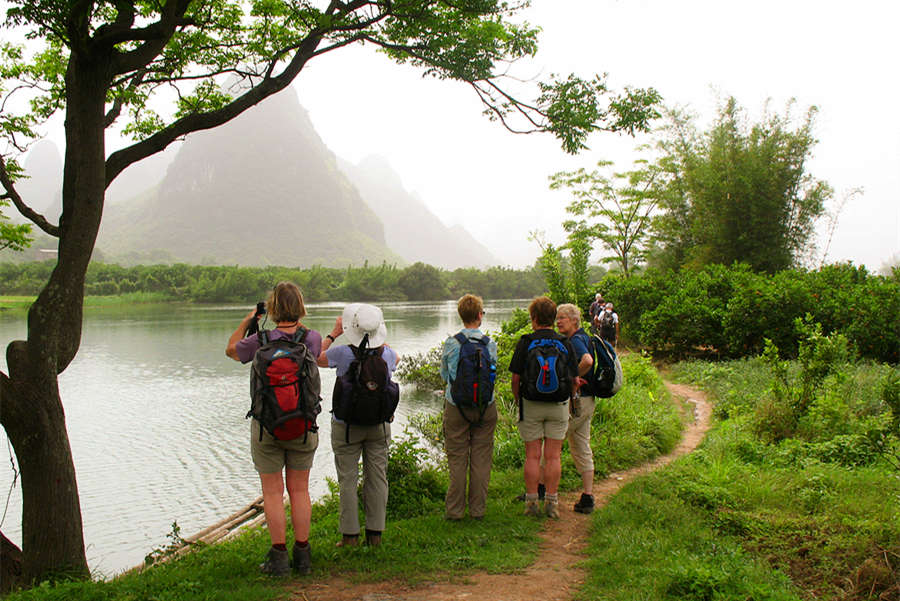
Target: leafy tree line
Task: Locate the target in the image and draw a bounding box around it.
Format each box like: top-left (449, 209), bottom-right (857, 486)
top-left (0, 260), bottom-right (546, 303)
top-left (596, 262), bottom-right (899, 364)
top-left (550, 97), bottom-right (834, 277)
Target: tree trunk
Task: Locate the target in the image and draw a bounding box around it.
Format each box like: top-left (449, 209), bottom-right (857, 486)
top-left (0, 51), bottom-right (110, 584)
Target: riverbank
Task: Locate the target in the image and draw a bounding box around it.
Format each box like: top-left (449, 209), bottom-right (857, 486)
top-left (0, 293), bottom-right (174, 312)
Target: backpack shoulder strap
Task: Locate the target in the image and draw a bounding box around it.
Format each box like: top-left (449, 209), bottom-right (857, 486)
top-left (453, 332), bottom-right (468, 346)
top-left (292, 326), bottom-right (308, 344)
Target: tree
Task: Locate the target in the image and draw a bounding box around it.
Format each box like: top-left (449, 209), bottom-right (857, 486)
top-left (650, 98), bottom-right (831, 272)
top-left (550, 159), bottom-right (662, 277)
top-left (0, 2), bottom-right (661, 583)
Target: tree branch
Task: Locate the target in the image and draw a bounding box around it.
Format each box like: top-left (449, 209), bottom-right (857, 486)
top-left (106, 31), bottom-right (324, 186)
top-left (0, 159), bottom-right (60, 237)
top-left (104, 68), bottom-right (147, 128)
top-left (108, 0), bottom-right (194, 76)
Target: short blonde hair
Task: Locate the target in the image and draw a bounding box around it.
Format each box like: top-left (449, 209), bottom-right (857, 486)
top-left (457, 294), bottom-right (484, 324)
top-left (266, 281), bottom-right (306, 323)
top-left (529, 296), bottom-right (557, 327)
top-left (556, 303), bottom-right (581, 322)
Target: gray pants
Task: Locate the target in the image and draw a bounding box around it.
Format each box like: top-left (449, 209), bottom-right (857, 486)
top-left (443, 401), bottom-right (498, 519)
top-left (331, 420), bottom-right (391, 535)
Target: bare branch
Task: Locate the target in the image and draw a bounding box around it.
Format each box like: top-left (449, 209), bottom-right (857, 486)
top-left (0, 158), bottom-right (60, 237)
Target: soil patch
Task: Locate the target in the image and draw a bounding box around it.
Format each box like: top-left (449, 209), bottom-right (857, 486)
top-left (289, 382), bottom-right (711, 601)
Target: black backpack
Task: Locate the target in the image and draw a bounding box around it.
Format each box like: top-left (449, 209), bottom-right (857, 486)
top-left (332, 342), bottom-right (400, 441)
top-left (589, 334), bottom-right (624, 398)
top-left (522, 336), bottom-right (572, 403)
top-left (599, 311), bottom-right (617, 340)
top-left (248, 328), bottom-right (322, 441)
top-left (449, 333), bottom-right (497, 423)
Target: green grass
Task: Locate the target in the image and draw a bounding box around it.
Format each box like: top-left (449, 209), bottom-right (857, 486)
top-left (0, 293), bottom-right (175, 312)
top-left (580, 464), bottom-right (800, 601)
top-left (610, 357), bottom-right (900, 601)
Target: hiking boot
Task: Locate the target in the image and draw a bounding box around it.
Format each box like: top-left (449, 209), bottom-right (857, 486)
top-left (259, 546), bottom-right (290, 577)
top-left (545, 499), bottom-right (560, 519)
top-left (365, 531), bottom-right (382, 547)
top-left (574, 493), bottom-right (595, 515)
top-left (524, 500), bottom-right (541, 517)
top-left (335, 534), bottom-right (359, 548)
top-left (292, 542), bottom-right (312, 575)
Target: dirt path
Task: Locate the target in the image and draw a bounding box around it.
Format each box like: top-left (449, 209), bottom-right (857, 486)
top-left (289, 382), bottom-right (711, 601)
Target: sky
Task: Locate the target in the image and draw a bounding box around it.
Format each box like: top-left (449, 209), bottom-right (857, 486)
top-left (292, 0), bottom-right (899, 270)
top-left (5, 0), bottom-right (899, 270)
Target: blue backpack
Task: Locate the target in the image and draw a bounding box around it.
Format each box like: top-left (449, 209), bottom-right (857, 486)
top-left (450, 333), bottom-right (497, 423)
top-left (522, 337), bottom-right (572, 403)
top-left (589, 334), bottom-right (623, 398)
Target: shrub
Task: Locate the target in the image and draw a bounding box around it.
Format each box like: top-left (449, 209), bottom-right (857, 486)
top-left (386, 429), bottom-right (446, 519)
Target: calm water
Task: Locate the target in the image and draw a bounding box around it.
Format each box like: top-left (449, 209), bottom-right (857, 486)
top-left (0, 299), bottom-right (522, 577)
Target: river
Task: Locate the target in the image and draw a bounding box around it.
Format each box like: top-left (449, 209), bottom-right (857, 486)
top-left (0, 299), bottom-right (522, 577)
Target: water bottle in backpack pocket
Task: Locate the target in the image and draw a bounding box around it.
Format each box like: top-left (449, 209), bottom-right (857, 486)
top-left (248, 328), bottom-right (322, 441)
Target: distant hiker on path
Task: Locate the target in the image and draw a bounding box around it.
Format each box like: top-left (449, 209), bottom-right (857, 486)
top-left (596, 302), bottom-right (619, 347)
top-left (509, 296), bottom-right (577, 519)
top-left (588, 293), bottom-right (604, 334)
top-left (317, 304), bottom-right (399, 548)
top-left (440, 294), bottom-right (499, 521)
top-left (226, 281), bottom-right (321, 576)
top-left (555, 303), bottom-right (597, 514)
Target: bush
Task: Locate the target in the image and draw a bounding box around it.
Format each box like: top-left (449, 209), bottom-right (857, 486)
top-left (385, 429), bottom-right (446, 519)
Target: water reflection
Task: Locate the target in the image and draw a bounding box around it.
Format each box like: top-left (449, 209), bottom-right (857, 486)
top-left (0, 299), bottom-right (522, 577)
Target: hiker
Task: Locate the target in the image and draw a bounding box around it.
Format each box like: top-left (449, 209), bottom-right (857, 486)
top-left (509, 296), bottom-right (578, 519)
top-left (555, 303), bottom-right (597, 514)
top-left (226, 281), bottom-right (321, 576)
top-left (588, 293), bottom-right (604, 335)
top-left (317, 303), bottom-right (399, 547)
top-left (597, 302), bottom-right (619, 347)
top-left (439, 294), bottom-right (499, 521)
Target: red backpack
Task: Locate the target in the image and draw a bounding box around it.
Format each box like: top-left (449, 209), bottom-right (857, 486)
top-left (248, 328), bottom-right (322, 441)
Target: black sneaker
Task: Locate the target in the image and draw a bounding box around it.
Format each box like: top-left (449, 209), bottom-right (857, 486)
top-left (259, 546), bottom-right (290, 577)
top-left (292, 542), bottom-right (311, 575)
top-left (573, 493), bottom-right (595, 514)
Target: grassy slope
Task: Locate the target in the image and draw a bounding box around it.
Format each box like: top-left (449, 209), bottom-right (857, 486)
top-left (578, 358), bottom-right (899, 601)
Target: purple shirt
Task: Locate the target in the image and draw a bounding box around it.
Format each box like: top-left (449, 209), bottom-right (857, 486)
top-left (235, 327), bottom-right (322, 364)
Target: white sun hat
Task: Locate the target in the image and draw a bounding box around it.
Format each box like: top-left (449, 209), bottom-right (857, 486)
top-left (342, 303), bottom-right (387, 348)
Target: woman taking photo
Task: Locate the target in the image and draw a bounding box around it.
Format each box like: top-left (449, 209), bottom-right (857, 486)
top-left (226, 281), bottom-right (322, 576)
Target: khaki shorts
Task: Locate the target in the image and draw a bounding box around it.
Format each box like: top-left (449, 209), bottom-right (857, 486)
top-left (250, 418), bottom-right (318, 473)
top-left (518, 398), bottom-right (569, 441)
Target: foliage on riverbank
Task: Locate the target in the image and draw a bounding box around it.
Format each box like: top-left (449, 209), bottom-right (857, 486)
top-left (583, 329), bottom-right (900, 600)
top-left (599, 262), bottom-right (900, 363)
top-left (0, 260), bottom-right (544, 304)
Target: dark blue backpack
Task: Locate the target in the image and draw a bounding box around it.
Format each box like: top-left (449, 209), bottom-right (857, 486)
top-left (522, 337), bottom-right (572, 403)
top-left (590, 334), bottom-right (623, 398)
top-left (450, 333), bottom-right (496, 423)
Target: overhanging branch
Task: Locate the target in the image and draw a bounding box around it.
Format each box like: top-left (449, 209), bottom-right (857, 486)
top-left (0, 159), bottom-right (60, 237)
top-left (106, 31), bottom-right (324, 186)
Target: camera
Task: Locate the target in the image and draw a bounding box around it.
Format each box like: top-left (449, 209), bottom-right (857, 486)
top-left (255, 301), bottom-right (266, 317)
